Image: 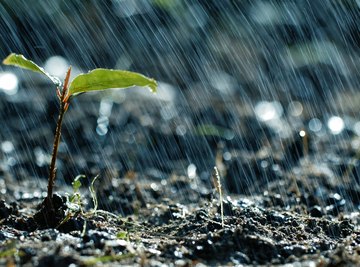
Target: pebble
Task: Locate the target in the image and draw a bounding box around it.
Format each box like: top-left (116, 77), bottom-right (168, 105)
top-left (309, 206), bottom-right (323, 218)
top-left (0, 200), bottom-right (13, 219)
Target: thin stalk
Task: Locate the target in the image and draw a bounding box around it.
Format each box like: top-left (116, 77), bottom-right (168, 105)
top-left (46, 67), bottom-right (71, 203)
top-left (213, 166), bottom-right (224, 228)
top-left (47, 100), bottom-right (66, 200)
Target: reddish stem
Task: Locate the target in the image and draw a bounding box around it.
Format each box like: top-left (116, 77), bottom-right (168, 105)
top-left (46, 66), bottom-right (72, 204)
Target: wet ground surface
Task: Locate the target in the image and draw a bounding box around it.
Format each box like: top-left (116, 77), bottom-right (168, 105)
top-left (1, 86), bottom-right (360, 266)
top-left (1, 0), bottom-right (360, 266)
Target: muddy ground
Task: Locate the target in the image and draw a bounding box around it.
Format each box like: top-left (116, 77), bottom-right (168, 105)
top-left (1, 84), bottom-right (360, 266)
top-left (1, 1), bottom-right (360, 266)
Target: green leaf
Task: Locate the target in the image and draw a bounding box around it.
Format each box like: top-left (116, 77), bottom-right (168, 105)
top-left (68, 68), bottom-right (157, 97)
top-left (2, 53), bottom-right (61, 86)
top-left (72, 175), bottom-right (86, 193)
top-left (116, 231), bottom-right (128, 240)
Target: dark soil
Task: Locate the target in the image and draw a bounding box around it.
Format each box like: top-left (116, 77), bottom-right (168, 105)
top-left (1, 85), bottom-right (360, 266)
top-left (1, 1), bottom-right (360, 266)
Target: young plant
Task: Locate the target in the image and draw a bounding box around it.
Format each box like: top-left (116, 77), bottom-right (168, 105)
top-left (213, 166), bottom-right (224, 228)
top-left (2, 53), bottom-right (157, 211)
top-left (58, 174), bottom-right (100, 229)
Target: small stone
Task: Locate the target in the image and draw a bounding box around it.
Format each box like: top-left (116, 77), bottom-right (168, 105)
top-left (0, 199), bottom-right (13, 219)
top-left (309, 206), bottom-right (323, 217)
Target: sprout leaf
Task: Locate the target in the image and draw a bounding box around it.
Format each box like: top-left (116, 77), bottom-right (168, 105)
top-left (68, 68), bottom-right (157, 97)
top-left (3, 53), bottom-right (61, 86)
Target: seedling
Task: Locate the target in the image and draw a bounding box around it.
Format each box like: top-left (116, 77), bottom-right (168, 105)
top-left (213, 166), bottom-right (224, 228)
top-left (2, 53), bottom-right (156, 223)
top-left (58, 174), bottom-right (99, 229)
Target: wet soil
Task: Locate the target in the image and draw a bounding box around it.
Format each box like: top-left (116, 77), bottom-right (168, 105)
top-left (1, 1), bottom-right (360, 265)
top-left (1, 84), bottom-right (360, 266)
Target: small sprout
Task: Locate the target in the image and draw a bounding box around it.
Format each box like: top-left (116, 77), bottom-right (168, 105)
top-left (72, 175), bottom-right (85, 194)
top-left (3, 53), bottom-right (157, 225)
top-left (213, 166), bottom-right (224, 228)
top-left (116, 231), bottom-right (128, 240)
top-left (69, 174), bottom-right (86, 205)
top-left (89, 175), bottom-right (99, 211)
top-left (58, 175), bottom-right (118, 229)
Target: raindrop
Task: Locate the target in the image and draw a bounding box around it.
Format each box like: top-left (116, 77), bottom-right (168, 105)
top-left (1, 141), bottom-right (14, 153)
top-left (208, 71), bottom-right (237, 95)
top-left (97, 116), bottom-right (109, 127)
top-left (22, 192), bottom-right (31, 199)
top-left (0, 180), bottom-right (6, 195)
top-left (33, 191), bottom-right (41, 198)
top-left (140, 115), bottom-right (153, 127)
top-left (187, 164), bottom-right (197, 179)
top-left (148, 248), bottom-right (161, 256)
top-left (0, 72), bottom-right (18, 95)
top-left (223, 152), bottom-right (231, 161)
top-left (224, 130), bottom-right (235, 140)
top-left (327, 116), bottom-right (344, 135)
top-left (288, 101), bottom-right (303, 117)
top-left (96, 99), bottom-right (112, 136)
top-left (176, 125), bottom-right (187, 136)
top-left (260, 160), bottom-right (269, 168)
top-left (309, 118), bottom-right (322, 132)
top-left (7, 157), bottom-right (16, 166)
top-left (99, 99), bottom-right (113, 117)
top-left (160, 105), bottom-right (177, 120)
top-left (150, 183), bottom-right (159, 191)
top-left (299, 130), bottom-right (306, 137)
top-left (44, 56), bottom-right (68, 78)
top-left (174, 250), bottom-right (183, 258)
top-left (272, 164), bottom-right (280, 172)
top-left (353, 121), bottom-right (360, 136)
top-left (96, 124), bottom-right (108, 136)
top-left (255, 101), bottom-right (283, 121)
top-left (34, 147), bottom-right (47, 167)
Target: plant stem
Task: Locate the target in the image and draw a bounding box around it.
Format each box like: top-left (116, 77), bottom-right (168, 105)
top-left (47, 67), bottom-right (71, 203)
top-left (47, 98), bottom-right (66, 201)
top-left (213, 166), bottom-right (224, 228)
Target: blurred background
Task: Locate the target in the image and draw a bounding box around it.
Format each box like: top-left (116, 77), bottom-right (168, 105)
top-left (1, 0), bottom-right (359, 100)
